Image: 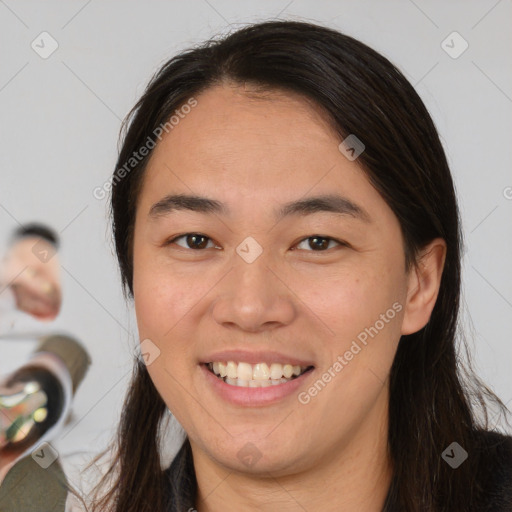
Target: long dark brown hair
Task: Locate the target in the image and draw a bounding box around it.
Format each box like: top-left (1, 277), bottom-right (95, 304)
top-left (82, 20), bottom-right (511, 511)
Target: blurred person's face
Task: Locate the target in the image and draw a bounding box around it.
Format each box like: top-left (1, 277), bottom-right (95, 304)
top-left (132, 84), bottom-right (444, 478)
top-left (0, 237), bottom-right (61, 320)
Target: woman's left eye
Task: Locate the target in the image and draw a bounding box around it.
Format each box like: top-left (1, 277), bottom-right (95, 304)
top-left (294, 236), bottom-right (345, 252)
top-left (166, 233), bottom-right (345, 252)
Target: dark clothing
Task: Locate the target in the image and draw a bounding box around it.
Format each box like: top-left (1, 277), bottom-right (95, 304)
top-left (469, 430), bottom-right (512, 511)
top-left (1, 429), bottom-right (510, 510)
top-left (163, 439), bottom-right (197, 512)
top-left (163, 430), bottom-right (512, 511)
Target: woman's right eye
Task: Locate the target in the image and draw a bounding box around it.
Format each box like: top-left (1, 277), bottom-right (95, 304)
top-left (166, 233), bottom-right (218, 250)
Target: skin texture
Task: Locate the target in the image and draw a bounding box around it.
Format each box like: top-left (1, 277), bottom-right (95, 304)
top-left (132, 83), bottom-right (446, 511)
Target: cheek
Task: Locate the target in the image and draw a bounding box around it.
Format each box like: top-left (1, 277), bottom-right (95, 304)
top-left (133, 248), bottom-right (197, 339)
top-left (305, 266), bottom-right (402, 339)
top-left (133, 262), bottom-right (198, 421)
top-left (298, 266), bottom-right (403, 424)
top-left (298, 260), bottom-right (406, 397)
top-left (133, 268), bottom-right (166, 339)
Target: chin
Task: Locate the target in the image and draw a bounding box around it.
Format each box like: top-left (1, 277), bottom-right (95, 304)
top-left (197, 431), bottom-right (308, 475)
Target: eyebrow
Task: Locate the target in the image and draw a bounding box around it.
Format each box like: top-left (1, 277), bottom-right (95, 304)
top-left (148, 193), bottom-right (371, 222)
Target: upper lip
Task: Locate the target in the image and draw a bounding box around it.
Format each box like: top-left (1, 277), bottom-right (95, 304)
top-left (201, 349), bottom-right (315, 367)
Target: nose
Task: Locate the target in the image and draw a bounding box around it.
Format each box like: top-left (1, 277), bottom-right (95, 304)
top-left (211, 250), bottom-right (296, 334)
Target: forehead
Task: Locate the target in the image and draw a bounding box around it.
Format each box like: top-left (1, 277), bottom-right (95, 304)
top-left (136, 84), bottom-right (386, 224)
top-left (149, 85), bottom-right (336, 170)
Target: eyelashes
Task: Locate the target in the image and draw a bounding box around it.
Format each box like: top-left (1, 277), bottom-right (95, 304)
top-left (167, 233), bottom-right (218, 250)
top-left (165, 233), bottom-right (348, 252)
top-left (294, 236), bottom-right (346, 252)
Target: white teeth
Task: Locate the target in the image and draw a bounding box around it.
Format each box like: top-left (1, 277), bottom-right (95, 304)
top-left (283, 364), bottom-right (293, 378)
top-left (270, 363), bottom-right (283, 380)
top-left (237, 362), bottom-right (253, 380)
top-left (226, 361), bottom-right (237, 379)
top-left (208, 360), bottom-right (310, 387)
top-left (253, 363), bottom-right (270, 380)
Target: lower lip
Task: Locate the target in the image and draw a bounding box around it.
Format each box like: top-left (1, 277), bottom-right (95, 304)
top-left (200, 363), bottom-right (314, 407)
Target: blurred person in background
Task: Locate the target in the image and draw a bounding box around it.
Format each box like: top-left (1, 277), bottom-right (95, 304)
top-left (0, 223), bottom-right (90, 512)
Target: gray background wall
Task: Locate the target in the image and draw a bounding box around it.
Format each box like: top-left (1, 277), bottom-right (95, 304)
top-left (0, 0), bottom-right (511, 465)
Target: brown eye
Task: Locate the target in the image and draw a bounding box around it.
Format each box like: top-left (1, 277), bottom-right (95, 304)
top-left (168, 233), bottom-right (216, 250)
top-left (295, 236), bottom-right (344, 251)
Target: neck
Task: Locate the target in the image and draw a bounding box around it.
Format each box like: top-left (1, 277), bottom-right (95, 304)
top-left (192, 385), bottom-right (393, 512)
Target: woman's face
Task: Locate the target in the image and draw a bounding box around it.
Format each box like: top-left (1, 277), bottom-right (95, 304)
top-left (132, 84), bottom-right (414, 476)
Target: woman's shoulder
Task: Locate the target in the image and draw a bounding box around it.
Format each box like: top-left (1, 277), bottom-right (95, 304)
top-left (475, 428), bottom-right (512, 466)
top-left (473, 428), bottom-right (512, 511)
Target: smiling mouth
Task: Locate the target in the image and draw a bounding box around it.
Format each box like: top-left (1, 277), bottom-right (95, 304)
top-left (206, 361), bottom-right (314, 387)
